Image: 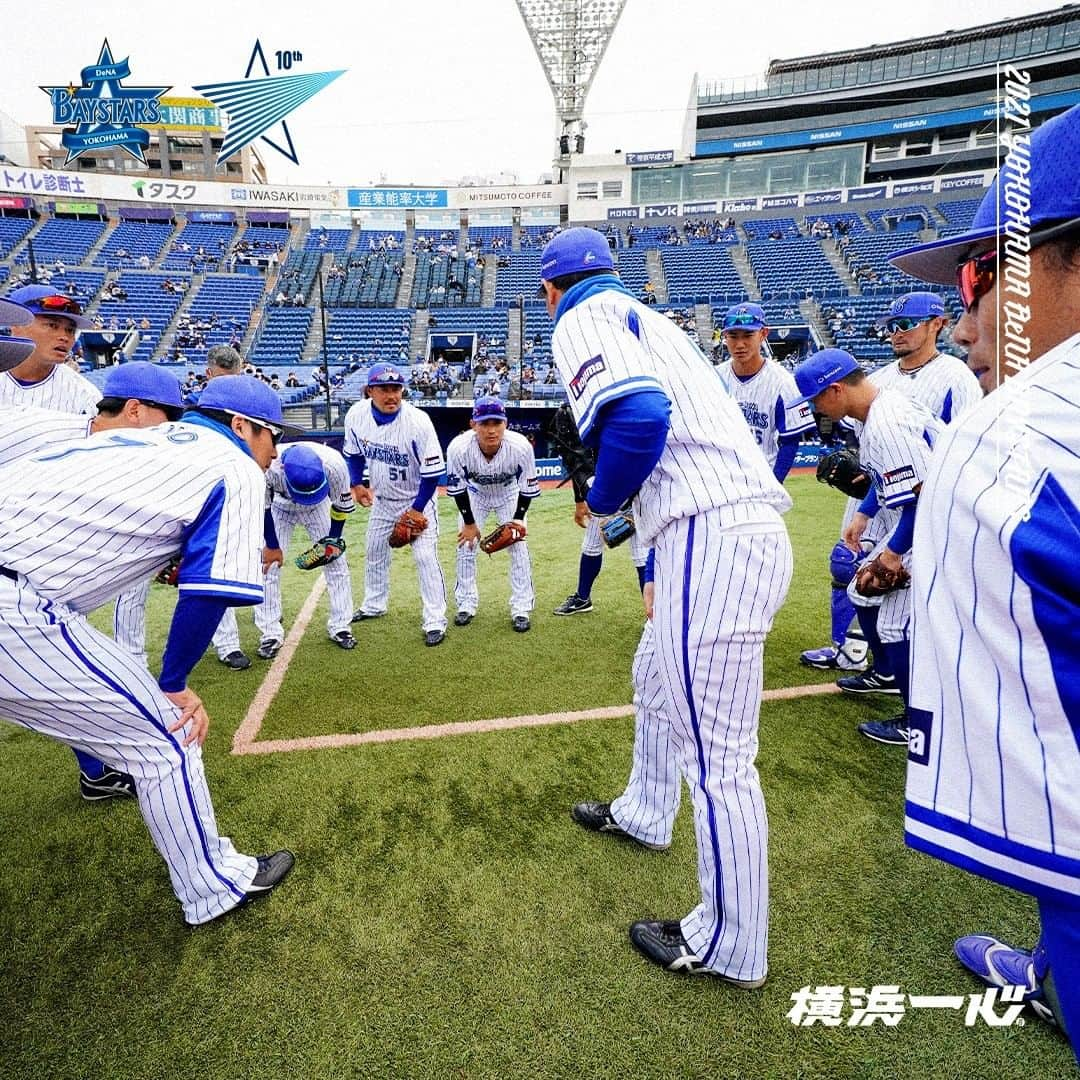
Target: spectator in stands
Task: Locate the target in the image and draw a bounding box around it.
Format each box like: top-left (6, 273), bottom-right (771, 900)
top-left (138, 254), bottom-right (151, 270)
top-left (269, 374), bottom-right (282, 391)
top-left (285, 371), bottom-right (301, 388)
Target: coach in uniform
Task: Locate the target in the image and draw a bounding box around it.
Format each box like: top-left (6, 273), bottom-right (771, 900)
top-left (541, 227), bottom-right (793, 985)
top-left (891, 103), bottom-right (1080, 1058)
top-left (0, 375), bottom-right (295, 925)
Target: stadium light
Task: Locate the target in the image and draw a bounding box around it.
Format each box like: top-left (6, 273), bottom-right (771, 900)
top-left (514, 0), bottom-right (628, 181)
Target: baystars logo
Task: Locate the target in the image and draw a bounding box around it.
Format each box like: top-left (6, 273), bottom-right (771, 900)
top-left (41, 41), bottom-right (169, 166)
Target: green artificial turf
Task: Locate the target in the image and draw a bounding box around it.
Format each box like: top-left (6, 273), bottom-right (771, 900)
top-left (2, 477), bottom-right (1068, 1078)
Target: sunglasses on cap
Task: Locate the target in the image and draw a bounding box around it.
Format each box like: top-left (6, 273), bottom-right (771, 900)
top-left (885, 316), bottom-right (932, 333)
top-left (722, 312), bottom-right (762, 329)
top-left (34, 295), bottom-right (84, 316)
top-left (226, 410), bottom-right (284, 445)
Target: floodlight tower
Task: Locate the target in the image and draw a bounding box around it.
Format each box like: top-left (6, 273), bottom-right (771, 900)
top-left (515, 0), bottom-right (628, 182)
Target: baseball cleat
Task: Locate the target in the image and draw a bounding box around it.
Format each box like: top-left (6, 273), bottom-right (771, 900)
top-left (191, 849), bottom-right (296, 927)
top-left (512, 615), bottom-right (531, 633)
top-left (351, 609), bottom-right (384, 623)
top-left (799, 645), bottom-right (842, 669)
top-left (857, 716), bottom-right (910, 745)
top-left (256, 638), bottom-right (283, 660)
top-left (570, 801), bottom-right (669, 850)
top-left (219, 650), bottom-right (251, 670)
top-left (553, 593), bottom-right (593, 616)
top-left (454, 610), bottom-right (474, 626)
top-left (953, 935), bottom-right (1057, 1026)
top-left (79, 768), bottom-right (136, 802)
top-left (837, 670), bottom-right (900, 695)
top-left (629, 920), bottom-right (766, 987)
top-left (331, 630), bottom-right (356, 650)
top-left (424, 629), bottom-right (446, 647)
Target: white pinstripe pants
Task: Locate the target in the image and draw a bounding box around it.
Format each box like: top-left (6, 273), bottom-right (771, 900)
top-left (113, 578), bottom-right (152, 665)
top-left (454, 499), bottom-right (534, 618)
top-left (359, 499), bottom-right (447, 632)
top-left (581, 514), bottom-right (648, 567)
top-left (0, 575), bottom-right (258, 925)
top-left (651, 511), bottom-right (792, 982)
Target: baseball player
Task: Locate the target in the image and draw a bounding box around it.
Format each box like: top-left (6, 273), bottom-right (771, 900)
top-left (715, 301), bottom-right (816, 481)
top-left (445, 396), bottom-right (539, 631)
top-left (542, 227), bottom-right (793, 985)
top-left (0, 374), bottom-right (295, 925)
top-left (790, 349), bottom-right (942, 746)
top-left (343, 364), bottom-right (448, 646)
top-left (890, 103), bottom-right (1080, 1057)
top-left (0, 285), bottom-right (99, 413)
top-left (801, 291), bottom-right (981, 691)
top-left (252, 442), bottom-right (357, 658)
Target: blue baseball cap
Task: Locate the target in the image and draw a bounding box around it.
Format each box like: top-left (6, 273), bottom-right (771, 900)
top-left (722, 302), bottom-right (767, 331)
top-left (0, 298), bottom-right (33, 327)
top-left (471, 396), bottom-right (507, 422)
top-left (892, 103), bottom-right (1080, 283)
top-left (7, 284), bottom-right (94, 329)
top-left (790, 349), bottom-right (863, 406)
top-left (366, 363), bottom-right (405, 387)
top-left (537, 227), bottom-right (615, 293)
top-left (875, 292), bottom-right (946, 325)
top-left (102, 362), bottom-right (184, 419)
top-left (197, 374), bottom-right (293, 432)
top-left (281, 444), bottom-right (329, 506)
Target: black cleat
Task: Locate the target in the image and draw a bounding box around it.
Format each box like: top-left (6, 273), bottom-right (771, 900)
top-left (351, 609), bottom-right (384, 623)
top-left (79, 768), bottom-right (136, 802)
top-left (512, 615), bottom-right (531, 633)
top-left (424, 629), bottom-right (446, 647)
top-left (220, 650), bottom-right (251, 670)
top-left (629, 920), bottom-right (766, 986)
top-left (553, 593), bottom-right (593, 616)
top-left (331, 630), bottom-right (356, 650)
top-left (570, 801), bottom-right (668, 850)
top-left (454, 611), bottom-right (474, 626)
top-left (190, 850), bottom-right (296, 927)
top-left (256, 638), bottom-right (283, 660)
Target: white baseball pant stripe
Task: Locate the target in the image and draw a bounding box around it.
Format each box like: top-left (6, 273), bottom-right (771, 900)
top-left (359, 500), bottom-right (447, 632)
top-left (581, 514), bottom-right (648, 567)
top-left (652, 513), bottom-right (792, 982)
top-left (455, 500), bottom-right (534, 618)
top-left (0, 574), bottom-right (257, 925)
top-left (255, 505), bottom-right (354, 641)
top-left (113, 578), bottom-right (152, 665)
top-left (212, 606), bottom-right (241, 659)
top-left (610, 618), bottom-right (683, 848)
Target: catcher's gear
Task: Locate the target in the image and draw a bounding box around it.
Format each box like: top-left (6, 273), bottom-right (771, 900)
top-left (854, 556), bottom-right (911, 597)
top-left (545, 403), bottom-right (596, 497)
top-left (295, 535), bottom-right (346, 570)
top-left (598, 508), bottom-right (635, 548)
top-left (388, 508), bottom-right (428, 548)
top-left (816, 449), bottom-right (872, 500)
top-left (154, 555), bottom-right (181, 587)
top-left (480, 520), bottom-right (527, 554)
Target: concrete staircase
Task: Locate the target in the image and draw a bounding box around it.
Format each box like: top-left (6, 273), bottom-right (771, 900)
top-left (822, 240), bottom-right (861, 294)
top-left (694, 302), bottom-right (714, 352)
top-left (152, 221), bottom-right (184, 269)
top-left (800, 298), bottom-right (833, 347)
top-left (645, 248), bottom-right (668, 303)
top-left (395, 253), bottom-right (417, 308)
top-left (151, 273), bottom-right (203, 362)
top-left (301, 292), bottom-right (326, 363)
top-left (506, 305), bottom-right (522, 369)
top-left (409, 309), bottom-right (429, 360)
top-left (730, 246), bottom-right (761, 301)
top-left (480, 259), bottom-right (497, 306)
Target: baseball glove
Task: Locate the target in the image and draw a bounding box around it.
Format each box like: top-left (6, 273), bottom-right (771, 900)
top-left (598, 508), bottom-right (635, 548)
top-left (154, 555), bottom-right (181, 587)
top-left (816, 449), bottom-right (872, 500)
top-left (854, 557), bottom-right (911, 597)
top-left (295, 535), bottom-right (346, 570)
top-left (480, 521), bottom-right (526, 554)
top-left (388, 508), bottom-right (428, 548)
top-left (545, 403), bottom-right (596, 496)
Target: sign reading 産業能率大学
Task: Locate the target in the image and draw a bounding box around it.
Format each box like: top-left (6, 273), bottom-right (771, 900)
top-left (41, 40), bottom-right (169, 165)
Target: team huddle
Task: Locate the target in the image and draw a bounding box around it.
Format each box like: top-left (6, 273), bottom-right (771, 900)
top-left (1, 103), bottom-right (1077, 1064)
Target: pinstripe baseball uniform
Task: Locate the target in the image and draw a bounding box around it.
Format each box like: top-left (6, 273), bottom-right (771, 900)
top-left (256, 442), bottom-right (355, 641)
top-left (0, 365), bottom-right (99, 414)
top-left (343, 399), bottom-right (447, 632)
top-left (446, 428), bottom-right (539, 619)
top-left (0, 421), bottom-right (266, 924)
top-left (716, 359), bottom-right (815, 467)
top-left (580, 514), bottom-right (647, 566)
top-left (905, 335), bottom-right (1080, 903)
top-left (553, 284), bottom-right (793, 982)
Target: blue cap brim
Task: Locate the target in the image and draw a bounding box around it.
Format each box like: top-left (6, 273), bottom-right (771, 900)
top-left (0, 299), bottom-right (33, 327)
top-left (286, 479), bottom-right (330, 506)
top-left (889, 225), bottom-right (1000, 285)
top-left (0, 337), bottom-right (34, 372)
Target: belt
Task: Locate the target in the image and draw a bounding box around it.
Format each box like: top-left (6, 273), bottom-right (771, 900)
top-left (0, 567), bottom-right (17, 581)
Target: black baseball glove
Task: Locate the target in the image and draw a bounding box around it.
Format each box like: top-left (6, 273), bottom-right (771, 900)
top-left (816, 449), bottom-right (872, 500)
top-left (545, 404), bottom-right (596, 496)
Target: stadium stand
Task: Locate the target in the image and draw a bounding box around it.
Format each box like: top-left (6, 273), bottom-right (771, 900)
top-left (161, 221), bottom-right (238, 272)
top-left (661, 244), bottom-right (746, 304)
top-left (96, 272), bottom-right (190, 363)
top-left (16, 217), bottom-right (106, 266)
top-left (0, 215), bottom-right (34, 258)
top-left (96, 220), bottom-right (174, 268)
top-left (467, 226), bottom-right (512, 252)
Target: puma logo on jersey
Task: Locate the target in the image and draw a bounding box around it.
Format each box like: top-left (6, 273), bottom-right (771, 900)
top-left (570, 354), bottom-right (605, 399)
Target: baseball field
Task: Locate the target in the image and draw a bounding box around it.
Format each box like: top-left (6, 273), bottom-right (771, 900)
top-left (1, 476), bottom-right (1065, 1079)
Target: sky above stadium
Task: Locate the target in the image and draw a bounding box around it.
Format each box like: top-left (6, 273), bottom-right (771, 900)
top-left (0, 0), bottom-right (1057, 187)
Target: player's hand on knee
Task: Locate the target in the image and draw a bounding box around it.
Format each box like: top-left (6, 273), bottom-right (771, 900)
top-left (842, 513), bottom-right (870, 553)
top-left (642, 581), bottom-right (654, 621)
top-left (458, 522), bottom-right (481, 548)
top-left (262, 546), bottom-right (284, 573)
top-left (352, 484), bottom-right (373, 507)
top-left (574, 500), bottom-right (590, 528)
top-left (164, 687), bottom-right (210, 747)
